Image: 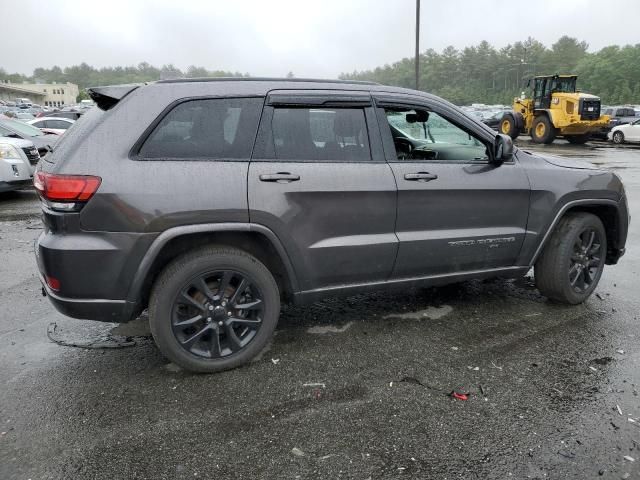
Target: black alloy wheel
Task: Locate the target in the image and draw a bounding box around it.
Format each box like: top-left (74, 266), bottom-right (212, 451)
top-left (149, 246), bottom-right (280, 372)
top-left (568, 228), bottom-right (604, 294)
top-left (535, 212), bottom-right (607, 304)
top-left (172, 270), bottom-right (264, 358)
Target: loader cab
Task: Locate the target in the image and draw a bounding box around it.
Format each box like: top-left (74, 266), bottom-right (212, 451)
top-left (531, 75), bottom-right (577, 110)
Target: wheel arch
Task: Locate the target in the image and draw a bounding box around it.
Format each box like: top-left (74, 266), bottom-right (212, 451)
top-left (127, 223), bottom-right (299, 316)
top-left (529, 199), bottom-right (623, 266)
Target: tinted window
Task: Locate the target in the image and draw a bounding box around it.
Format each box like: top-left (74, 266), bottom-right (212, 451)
top-left (49, 120), bottom-right (71, 129)
top-left (268, 107), bottom-right (370, 161)
top-left (139, 98), bottom-right (262, 160)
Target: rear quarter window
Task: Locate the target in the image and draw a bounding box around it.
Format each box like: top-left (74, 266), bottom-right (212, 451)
top-left (44, 107), bottom-right (104, 164)
top-left (137, 98), bottom-right (263, 160)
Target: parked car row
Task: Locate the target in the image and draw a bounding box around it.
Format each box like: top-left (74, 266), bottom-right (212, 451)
top-left (0, 102), bottom-right (85, 195)
top-left (591, 106), bottom-right (639, 140)
top-left (1, 98), bottom-right (90, 122)
top-left (0, 117), bottom-right (59, 157)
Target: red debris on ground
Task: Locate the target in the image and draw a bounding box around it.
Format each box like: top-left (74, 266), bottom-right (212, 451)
top-left (450, 391), bottom-right (469, 401)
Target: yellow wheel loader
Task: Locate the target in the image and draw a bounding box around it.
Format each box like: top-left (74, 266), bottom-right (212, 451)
top-left (499, 75), bottom-right (609, 144)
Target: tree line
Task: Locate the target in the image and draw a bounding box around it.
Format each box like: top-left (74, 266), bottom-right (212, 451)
top-left (340, 36), bottom-right (640, 106)
top-left (0, 63), bottom-right (246, 101)
top-left (1, 36), bottom-right (639, 105)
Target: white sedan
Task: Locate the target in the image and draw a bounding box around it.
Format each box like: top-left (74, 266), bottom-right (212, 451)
top-left (609, 119), bottom-right (640, 144)
top-left (27, 117), bottom-right (75, 135)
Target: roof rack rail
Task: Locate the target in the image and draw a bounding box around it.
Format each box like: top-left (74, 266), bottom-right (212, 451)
top-left (156, 77), bottom-right (379, 86)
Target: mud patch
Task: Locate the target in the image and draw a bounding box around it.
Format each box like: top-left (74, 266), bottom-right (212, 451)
top-left (383, 305), bottom-right (453, 321)
top-left (307, 321), bottom-right (353, 335)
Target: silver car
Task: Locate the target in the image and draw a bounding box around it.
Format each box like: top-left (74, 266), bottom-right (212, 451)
top-left (0, 137), bottom-right (38, 193)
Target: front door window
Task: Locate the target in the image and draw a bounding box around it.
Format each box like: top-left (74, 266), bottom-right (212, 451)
top-left (384, 109), bottom-right (488, 162)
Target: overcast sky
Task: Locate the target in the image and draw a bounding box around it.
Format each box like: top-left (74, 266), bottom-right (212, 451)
top-left (5, 0), bottom-right (639, 77)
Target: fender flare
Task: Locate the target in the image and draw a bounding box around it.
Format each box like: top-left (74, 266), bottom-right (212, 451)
top-left (125, 223), bottom-right (300, 305)
top-left (528, 198), bottom-right (620, 266)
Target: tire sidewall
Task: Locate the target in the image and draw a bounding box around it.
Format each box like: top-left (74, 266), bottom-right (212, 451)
top-left (149, 250), bottom-right (280, 372)
top-left (531, 116), bottom-right (554, 144)
top-left (501, 114), bottom-right (515, 137)
top-left (556, 215), bottom-right (607, 304)
top-left (613, 132), bottom-right (624, 144)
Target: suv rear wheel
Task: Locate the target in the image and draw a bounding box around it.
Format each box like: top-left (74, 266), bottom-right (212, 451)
top-left (535, 213), bottom-right (606, 304)
top-left (149, 246), bottom-right (280, 373)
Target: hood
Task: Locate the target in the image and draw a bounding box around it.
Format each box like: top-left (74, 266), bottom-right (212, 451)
top-left (0, 136), bottom-right (34, 149)
top-left (541, 154), bottom-right (599, 170)
top-left (29, 134), bottom-right (59, 151)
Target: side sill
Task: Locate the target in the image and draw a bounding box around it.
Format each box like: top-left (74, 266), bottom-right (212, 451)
top-left (292, 266), bottom-right (529, 305)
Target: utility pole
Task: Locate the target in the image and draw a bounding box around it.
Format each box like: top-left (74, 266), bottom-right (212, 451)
top-left (415, 0), bottom-right (420, 90)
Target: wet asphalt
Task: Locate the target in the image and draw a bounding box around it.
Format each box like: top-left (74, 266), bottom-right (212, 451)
top-left (1, 141), bottom-right (639, 480)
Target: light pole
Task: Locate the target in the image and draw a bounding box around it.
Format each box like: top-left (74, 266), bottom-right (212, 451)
top-left (415, 0), bottom-right (420, 90)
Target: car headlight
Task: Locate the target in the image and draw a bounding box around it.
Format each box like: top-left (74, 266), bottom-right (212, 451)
top-left (0, 143), bottom-right (22, 160)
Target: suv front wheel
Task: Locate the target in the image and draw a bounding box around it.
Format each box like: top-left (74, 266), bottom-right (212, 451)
top-left (535, 212), bottom-right (607, 304)
top-left (149, 246), bottom-right (280, 372)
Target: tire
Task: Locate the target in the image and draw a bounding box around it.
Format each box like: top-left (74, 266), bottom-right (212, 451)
top-left (531, 115), bottom-right (556, 144)
top-left (500, 113), bottom-right (519, 140)
top-left (566, 134), bottom-right (590, 145)
top-left (612, 131), bottom-right (625, 144)
top-left (149, 246), bottom-right (280, 373)
top-left (535, 212), bottom-right (607, 304)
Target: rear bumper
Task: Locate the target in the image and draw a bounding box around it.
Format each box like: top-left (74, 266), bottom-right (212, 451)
top-left (38, 272), bottom-right (134, 323)
top-left (34, 218), bottom-right (153, 323)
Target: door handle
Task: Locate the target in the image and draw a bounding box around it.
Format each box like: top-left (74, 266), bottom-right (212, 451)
top-left (404, 172), bottom-right (438, 182)
top-left (259, 172), bottom-right (300, 183)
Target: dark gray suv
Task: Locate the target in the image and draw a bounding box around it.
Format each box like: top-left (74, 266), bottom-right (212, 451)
top-left (34, 78), bottom-right (629, 372)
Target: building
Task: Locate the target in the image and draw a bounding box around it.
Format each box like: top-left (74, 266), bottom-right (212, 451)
top-left (0, 83), bottom-right (46, 104)
top-left (21, 82), bottom-right (79, 107)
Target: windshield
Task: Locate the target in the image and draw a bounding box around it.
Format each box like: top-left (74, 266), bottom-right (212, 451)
top-left (0, 118), bottom-right (45, 137)
top-left (550, 77), bottom-right (576, 93)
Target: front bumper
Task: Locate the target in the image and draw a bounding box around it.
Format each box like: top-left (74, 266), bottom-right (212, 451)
top-left (0, 179), bottom-right (32, 193)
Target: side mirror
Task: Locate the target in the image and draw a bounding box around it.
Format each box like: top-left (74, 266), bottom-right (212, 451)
top-left (493, 134), bottom-right (513, 165)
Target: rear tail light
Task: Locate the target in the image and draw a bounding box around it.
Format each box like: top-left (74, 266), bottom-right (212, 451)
top-left (44, 275), bottom-right (61, 291)
top-left (34, 171), bottom-right (101, 211)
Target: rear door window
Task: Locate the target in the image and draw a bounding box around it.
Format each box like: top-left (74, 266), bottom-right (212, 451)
top-left (49, 120), bottom-right (71, 129)
top-left (138, 98), bottom-right (263, 160)
top-left (265, 107), bottom-right (371, 161)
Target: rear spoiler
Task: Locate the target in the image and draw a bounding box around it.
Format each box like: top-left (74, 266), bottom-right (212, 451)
top-left (87, 84), bottom-right (140, 110)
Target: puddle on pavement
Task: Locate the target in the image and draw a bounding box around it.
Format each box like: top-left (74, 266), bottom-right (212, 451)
top-left (47, 320), bottom-right (150, 349)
